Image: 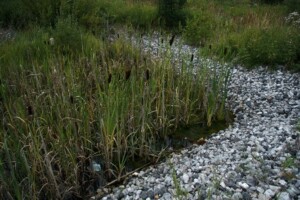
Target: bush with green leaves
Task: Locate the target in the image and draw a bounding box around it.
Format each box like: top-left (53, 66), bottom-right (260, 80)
top-left (158, 0), bottom-right (187, 28)
top-left (285, 0), bottom-right (300, 13)
top-left (0, 0), bottom-right (25, 28)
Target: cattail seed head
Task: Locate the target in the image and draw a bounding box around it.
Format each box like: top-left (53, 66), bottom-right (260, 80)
top-left (169, 34), bottom-right (175, 46)
top-left (27, 105), bottom-right (34, 116)
top-left (190, 54), bottom-right (194, 62)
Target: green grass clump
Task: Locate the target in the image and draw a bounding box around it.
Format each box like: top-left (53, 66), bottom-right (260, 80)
top-left (237, 27), bottom-right (300, 68)
top-left (282, 156), bottom-right (296, 169)
top-left (183, 10), bottom-right (218, 46)
top-left (170, 162), bottom-right (188, 199)
top-left (185, 0), bottom-right (300, 70)
top-left (210, 26), bottom-right (300, 69)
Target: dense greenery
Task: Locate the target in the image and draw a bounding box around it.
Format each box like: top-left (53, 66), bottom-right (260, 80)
top-left (0, 3), bottom-right (230, 198)
top-left (1, 0), bottom-right (299, 199)
top-left (182, 0), bottom-right (300, 70)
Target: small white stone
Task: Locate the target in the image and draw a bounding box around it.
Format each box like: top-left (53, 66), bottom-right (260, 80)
top-left (182, 173), bottom-right (189, 184)
top-left (238, 182), bottom-right (249, 189)
top-left (265, 189), bottom-right (275, 198)
top-left (193, 178), bottom-right (200, 184)
top-left (232, 192), bottom-right (243, 200)
top-left (279, 180), bottom-right (287, 186)
top-left (258, 193), bottom-right (268, 200)
top-left (269, 185), bottom-right (280, 193)
top-left (92, 161), bottom-right (101, 172)
top-left (165, 176), bottom-right (172, 184)
top-left (220, 181), bottom-right (226, 188)
top-left (277, 192), bottom-right (291, 200)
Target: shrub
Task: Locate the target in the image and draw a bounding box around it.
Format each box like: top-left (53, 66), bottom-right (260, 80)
top-left (158, 0), bottom-right (187, 28)
top-left (285, 0), bottom-right (300, 13)
top-left (0, 0), bottom-right (27, 28)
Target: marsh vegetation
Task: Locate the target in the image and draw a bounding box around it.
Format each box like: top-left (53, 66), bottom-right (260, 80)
top-left (0, 0), bottom-right (299, 199)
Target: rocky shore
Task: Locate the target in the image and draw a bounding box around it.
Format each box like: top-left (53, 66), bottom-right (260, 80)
top-left (98, 33), bottom-right (300, 200)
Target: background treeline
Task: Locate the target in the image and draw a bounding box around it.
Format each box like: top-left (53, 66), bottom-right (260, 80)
top-left (1, 0), bottom-right (300, 69)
